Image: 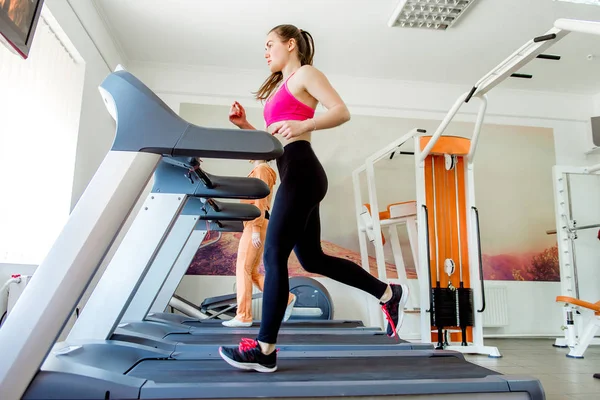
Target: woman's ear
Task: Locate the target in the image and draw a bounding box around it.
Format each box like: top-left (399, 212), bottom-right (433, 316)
top-left (287, 38), bottom-right (296, 52)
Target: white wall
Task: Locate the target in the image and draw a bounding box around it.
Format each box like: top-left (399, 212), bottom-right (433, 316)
top-left (65, 0), bottom-right (126, 70)
top-left (0, 7), bottom-right (85, 265)
top-left (0, 0), bottom-right (129, 336)
top-left (44, 0), bottom-right (126, 209)
top-left (124, 62), bottom-right (599, 340)
top-left (1, 0), bottom-right (121, 274)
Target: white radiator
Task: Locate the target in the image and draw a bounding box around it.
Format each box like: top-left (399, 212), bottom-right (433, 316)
top-left (252, 287), bottom-right (263, 321)
top-left (481, 286), bottom-right (509, 327)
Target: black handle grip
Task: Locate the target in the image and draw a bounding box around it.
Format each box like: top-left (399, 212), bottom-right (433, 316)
top-left (173, 158), bottom-right (215, 189)
top-left (510, 73), bottom-right (533, 79)
top-left (465, 86), bottom-right (477, 103)
top-left (472, 206), bottom-right (486, 313)
top-left (423, 205), bottom-right (434, 313)
top-left (193, 166), bottom-right (214, 189)
top-left (533, 33), bottom-right (556, 43)
top-left (537, 54), bottom-right (561, 61)
top-left (206, 198), bottom-right (221, 212)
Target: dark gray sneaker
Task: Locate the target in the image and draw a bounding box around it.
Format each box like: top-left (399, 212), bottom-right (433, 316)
top-left (219, 338), bottom-right (277, 373)
top-left (380, 283), bottom-right (409, 337)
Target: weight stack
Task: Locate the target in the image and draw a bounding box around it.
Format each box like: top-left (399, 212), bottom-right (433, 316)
top-left (458, 287), bottom-right (475, 346)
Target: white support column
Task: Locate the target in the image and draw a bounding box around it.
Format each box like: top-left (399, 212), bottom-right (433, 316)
top-left (0, 151), bottom-right (161, 400)
top-left (389, 226), bottom-right (408, 285)
top-left (406, 217), bottom-right (419, 274)
top-left (550, 165), bottom-right (593, 348)
top-left (150, 229), bottom-right (208, 314)
top-left (552, 166), bottom-right (578, 300)
top-left (419, 92), bottom-right (469, 163)
top-left (467, 96), bottom-right (488, 164)
top-left (415, 137), bottom-right (432, 344)
top-left (122, 214), bottom-right (198, 323)
top-left (461, 155), bottom-right (501, 358)
top-left (365, 159), bottom-right (387, 281)
top-left (68, 193), bottom-right (186, 342)
top-left (352, 168), bottom-right (371, 272)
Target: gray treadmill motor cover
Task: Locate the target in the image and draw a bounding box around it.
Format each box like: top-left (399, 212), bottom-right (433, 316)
top-left (99, 70), bottom-right (283, 160)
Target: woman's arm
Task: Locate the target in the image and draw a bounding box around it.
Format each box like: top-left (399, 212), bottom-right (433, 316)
top-left (239, 122), bottom-right (257, 130)
top-left (301, 65), bottom-right (350, 132)
top-left (229, 101), bottom-right (257, 130)
top-left (270, 66), bottom-right (350, 138)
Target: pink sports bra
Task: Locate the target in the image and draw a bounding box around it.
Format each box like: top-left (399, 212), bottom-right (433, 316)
top-left (263, 72), bottom-right (316, 127)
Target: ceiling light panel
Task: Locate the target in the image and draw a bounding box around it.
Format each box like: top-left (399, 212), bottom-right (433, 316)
top-left (555, 0), bottom-right (600, 6)
top-left (388, 0), bottom-right (480, 30)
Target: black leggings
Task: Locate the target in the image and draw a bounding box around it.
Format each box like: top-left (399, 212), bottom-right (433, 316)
top-left (257, 140), bottom-right (388, 344)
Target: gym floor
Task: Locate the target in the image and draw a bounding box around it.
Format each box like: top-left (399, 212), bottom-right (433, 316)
top-left (465, 339), bottom-right (600, 399)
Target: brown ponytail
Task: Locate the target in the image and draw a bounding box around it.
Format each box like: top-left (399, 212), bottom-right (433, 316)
top-left (254, 24), bottom-right (315, 101)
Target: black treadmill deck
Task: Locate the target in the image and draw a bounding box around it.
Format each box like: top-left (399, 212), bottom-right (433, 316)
top-left (169, 332), bottom-right (401, 345)
top-left (129, 355), bottom-right (500, 383)
top-left (129, 354), bottom-right (543, 399)
top-left (184, 320), bottom-right (365, 329)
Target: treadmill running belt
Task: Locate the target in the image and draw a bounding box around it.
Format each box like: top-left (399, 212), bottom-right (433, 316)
top-left (169, 332), bottom-right (400, 345)
top-left (129, 356), bottom-right (500, 383)
top-left (185, 320), bottom-right (364, 329)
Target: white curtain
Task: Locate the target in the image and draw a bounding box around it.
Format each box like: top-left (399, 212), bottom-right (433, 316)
top-left (0, 13), bottom-right (85, 264)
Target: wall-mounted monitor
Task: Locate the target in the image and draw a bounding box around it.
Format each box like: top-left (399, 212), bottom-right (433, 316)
top-left (592, 116), bottom-right (600, 147)
top-left (0, 0), bottom-right (45, 59)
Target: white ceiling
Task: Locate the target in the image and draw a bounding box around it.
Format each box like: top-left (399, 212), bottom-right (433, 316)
top-left (94, 0), bottom-right (600, 94)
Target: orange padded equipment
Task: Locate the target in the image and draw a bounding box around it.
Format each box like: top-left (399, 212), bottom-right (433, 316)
top-left (363, 203), bottom-right (390, 221)
top-left (556, 296), bottom-right (600, 316)
top-left (420, 135), bottom-right (471, 156)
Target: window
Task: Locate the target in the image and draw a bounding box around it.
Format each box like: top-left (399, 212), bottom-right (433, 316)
top-left (0, 9), bottom-right (84, 264)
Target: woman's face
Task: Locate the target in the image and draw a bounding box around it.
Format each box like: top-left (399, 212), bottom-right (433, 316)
top-left (264, 31), bottom-right (291, 73)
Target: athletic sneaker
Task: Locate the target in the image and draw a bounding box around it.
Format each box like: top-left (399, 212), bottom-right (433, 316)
top-left (219, 338), bottom-right (277, 373)
top-left (283, 294), bottom-right (297, 322)
top-left (222, 318), bottom-right (252, 328)
top-left (380, 283), bottom-right (409, 338)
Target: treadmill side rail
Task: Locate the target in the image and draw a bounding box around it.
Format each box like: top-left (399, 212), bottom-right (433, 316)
top-left (68, 193), bottom-right (187, 342)
top-left (0, 151), bottom-right (161, 400)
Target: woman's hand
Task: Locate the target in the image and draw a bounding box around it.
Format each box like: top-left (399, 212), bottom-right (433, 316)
top-left (270, 119), bottom-right (312, 139)
top-left (251, 232), bottom-right (262, 248)
top-left (229, 101), bottom-right (249, 129)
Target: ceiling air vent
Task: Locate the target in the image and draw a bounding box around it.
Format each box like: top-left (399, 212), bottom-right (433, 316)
top-left (388, 0), bottom-right (480, 30)
top-left (555, 0), bottom-right (600, 6)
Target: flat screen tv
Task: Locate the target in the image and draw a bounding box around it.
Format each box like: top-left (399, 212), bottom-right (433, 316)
top-left (592, 116), bottom-right (600, 147)
top-left (0, 0), bottom-right (45, 59)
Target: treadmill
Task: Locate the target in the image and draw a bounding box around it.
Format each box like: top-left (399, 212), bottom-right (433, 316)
top-left (109, 158), bottom-right (384, 337)
top-left (0, 69), bottom-right (544, 400)
top-left (98, 161), bottom-right (384, 339)
top-left (130, 216), bottom-right (372, 331)
top-left (95, 140), bottom-right (428, 351)
top-left (92, 157), bottom-right (428, 351)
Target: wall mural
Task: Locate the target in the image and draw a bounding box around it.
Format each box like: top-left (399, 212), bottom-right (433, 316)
top-left (186, 230), bottom-right (558, 282)
top-left (187, 231), bottom-right (414, 280)
top-left (482, 245), bottom-right (559, 281)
